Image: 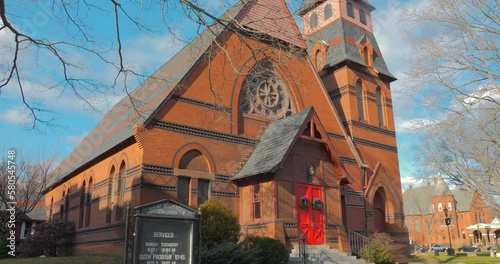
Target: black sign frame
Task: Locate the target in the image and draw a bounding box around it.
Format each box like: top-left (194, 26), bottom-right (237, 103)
top-left (133, 199), bottom-right (198, 264)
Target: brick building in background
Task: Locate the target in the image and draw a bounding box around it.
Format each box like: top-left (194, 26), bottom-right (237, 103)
top-left (404, 177), bottom-right (495, 248)
top-left (44, 0), bottom-right (407, 254)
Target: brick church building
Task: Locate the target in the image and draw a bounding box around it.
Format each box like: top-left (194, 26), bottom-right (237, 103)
top-left (44, 0), bottom-right (406, 254)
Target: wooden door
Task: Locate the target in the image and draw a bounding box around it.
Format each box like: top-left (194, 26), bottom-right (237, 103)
top-left (297, 184), bottom-right (324, 245)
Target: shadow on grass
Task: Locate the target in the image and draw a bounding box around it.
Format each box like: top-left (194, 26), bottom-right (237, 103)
top-left (0, 255), bottom-right (122, 264)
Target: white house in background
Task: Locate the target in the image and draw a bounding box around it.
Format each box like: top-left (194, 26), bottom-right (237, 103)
top-left (466, 218), bottom-right (500, 245)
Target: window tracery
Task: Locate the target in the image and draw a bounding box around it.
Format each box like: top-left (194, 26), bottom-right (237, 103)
top-left (240, 61), bottom-right (294, 120)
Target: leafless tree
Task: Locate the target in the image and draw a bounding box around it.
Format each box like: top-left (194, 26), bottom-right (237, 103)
top-left (404, 187), bottom-right (438, 250)
top-left (0, 149), bottom-right (57, 227)
top-left (0, 0), bottom-right (305, 130)
top-left (403, 0), bottom-right (499, 211)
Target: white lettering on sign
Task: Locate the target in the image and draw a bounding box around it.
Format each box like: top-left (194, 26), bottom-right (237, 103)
top-left (154, 232), bottom-right (174, 238)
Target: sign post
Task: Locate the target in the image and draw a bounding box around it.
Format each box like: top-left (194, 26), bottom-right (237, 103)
top-left (133, 199), bottom-right (198, 264)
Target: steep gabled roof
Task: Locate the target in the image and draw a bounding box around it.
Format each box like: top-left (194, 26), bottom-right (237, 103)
top-left (403, 185), bottom-right (435, 216)
top-left (46, 0), bottom-right (308, 191)
top-left (237, 0), bottom-right (306, 48)
top-left (451, 188), bottom-right (475, 212)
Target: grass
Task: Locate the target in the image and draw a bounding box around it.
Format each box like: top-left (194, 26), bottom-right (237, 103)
top-left (412, 251), bottom-right (500, 263)
top-left (0, 255), bottom-right (122, 264)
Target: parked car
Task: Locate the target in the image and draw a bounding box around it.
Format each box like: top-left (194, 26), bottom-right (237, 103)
top-left (458, 245), bottom-right (481, 252)
top-left (431, 244), bottom-right (448, 252)
top-left (487, 244), bottom-right (500, 252)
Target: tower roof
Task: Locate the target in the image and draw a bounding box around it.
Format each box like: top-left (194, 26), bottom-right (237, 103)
top-left (305, 19), bottom-right (396, 80)
top-left (298, 0), bottom-right (375, 16)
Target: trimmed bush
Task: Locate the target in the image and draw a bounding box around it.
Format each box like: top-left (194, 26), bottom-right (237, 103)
top-left (200, 242), bottom-right (262, 264)
top-left (200, 200), bottom-right (240, 249)
top-left (0, 237), bottom-right (13, 259)
top-left (241, 236), bottom-right (289, 264)
top-left (18, 220), bottom-right (74, 257)
top-left (360, 243), bottom-right (392, 264)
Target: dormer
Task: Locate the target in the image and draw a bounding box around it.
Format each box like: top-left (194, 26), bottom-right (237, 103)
top-left (299, 0), bottom-right (375, 36)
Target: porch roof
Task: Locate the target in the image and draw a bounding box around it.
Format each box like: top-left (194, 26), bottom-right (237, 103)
top-left (232, 108), bottom-right (312, 181)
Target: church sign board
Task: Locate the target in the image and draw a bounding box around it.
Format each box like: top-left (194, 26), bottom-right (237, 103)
top-left (133, 199), bottom-right (197, 264)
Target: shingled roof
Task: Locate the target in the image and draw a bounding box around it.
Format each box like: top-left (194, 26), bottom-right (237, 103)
top-left (305, 19), bottom-right (395, 80)
top-left (403, 183), bottom-right (476, 216)
top-left (232, 108), bottom-right (313, 181)
top-left (46, 0), bottom-right (308, 191)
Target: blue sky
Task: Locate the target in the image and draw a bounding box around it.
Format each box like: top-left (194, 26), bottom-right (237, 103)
top-left (0, 0), bottom-right (426, 188)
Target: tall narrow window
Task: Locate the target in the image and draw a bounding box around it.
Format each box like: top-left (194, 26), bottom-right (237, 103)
top-left (376, 88), bottom-right (385, 126)
top-left (116, 162), bottom-right (125, 221)
top-left (64, 189), bottom-right (70, 221)
top-left (106, 166), bottom-right (115, 223)
top-left (198, 179), bottom-right (210, 206)
top-left (79, 180), bottom-right (86, 228)
top-left (60, 191), bottom-right (65, 221)
top-left (359, 9), bottom-right (367, 24)
top-left (85, 178), bottom-right (93, 227)
top-left (324, 4), bottom-right (332, 19)
top-left (363, 47), bottom-right (369, 65)
top-left (415, 219), bottom-right (420, 232)
top-left (253, 184), bottom-right (261, 219)
top-left (347, 2), bottom-right (354, 18)
top-left (316, 50), bottom-right (324, 70)
top-left (178, 177), bottom-right (190, 205)
top-left (441, 230), bottom-right (446, 240)
top-left (310, 13), bottom-right (318, 28)
top-left (356, 81), bottom-right (365, 120)
top-left (49, 198), bottom-right (53, 220)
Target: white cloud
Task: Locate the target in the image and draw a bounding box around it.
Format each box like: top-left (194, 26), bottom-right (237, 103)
top-left (396, 118), bottom-right (436, 133)
top-left (0, 107), bottom-right (32, 125)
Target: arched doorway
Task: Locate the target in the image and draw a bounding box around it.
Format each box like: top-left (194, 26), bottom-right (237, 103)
top-left (473, 230), bottom-right (482, 244)
top-left (495, 230), bottom-right (500, 242)
top-left (373, 188), bottom-right (386, 232)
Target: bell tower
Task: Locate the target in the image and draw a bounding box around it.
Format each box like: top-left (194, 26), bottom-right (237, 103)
top-left (299, 0), bottom-right (406, 238)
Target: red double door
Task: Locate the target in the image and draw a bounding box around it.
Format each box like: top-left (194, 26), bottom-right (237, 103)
top-left (296, 184), bottom-right (324, 245)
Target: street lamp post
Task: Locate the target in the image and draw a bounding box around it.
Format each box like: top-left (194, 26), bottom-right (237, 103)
top-left (443, 208), bottom-right (454, 256)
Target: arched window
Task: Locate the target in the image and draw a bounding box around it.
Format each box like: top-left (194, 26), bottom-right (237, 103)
top-left (79, 180), bottom-right (86, 228)
top-left (106, 166), bottom-right (115, 223)
top-left (85, 178), bottom-right (93, 227)
top-left (115, 162), bottom-right (125, 221)
top-left (347, 2), bottom-right (354, 18)
top-left (415, 219), bottom-right (420, 232)
top-left (310, 13), bottom-right (318, 28)
top-left (360, 9), bottom-right (367, 24)
top-left (376, 87), bottom-right (385, 126)
top-left (356, 81), bottom-right (365, 120)
top-left (324, 4), bottom-right (332, 19)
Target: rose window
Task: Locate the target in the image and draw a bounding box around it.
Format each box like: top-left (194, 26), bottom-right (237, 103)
top-left (240, 61), bottom-right (294, 119)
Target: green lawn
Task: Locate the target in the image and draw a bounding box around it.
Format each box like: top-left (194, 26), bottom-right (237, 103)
top-left (0, 255), bottom-right (122, 264)
top-left (412, 251), bottom-right (500, 263)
